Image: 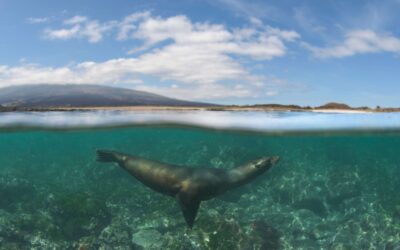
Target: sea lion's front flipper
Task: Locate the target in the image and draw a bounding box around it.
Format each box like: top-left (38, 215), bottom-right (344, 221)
top-left (176, 192), bottom-right (200, 228)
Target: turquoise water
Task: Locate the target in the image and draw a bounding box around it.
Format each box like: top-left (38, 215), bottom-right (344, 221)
top-left (0, 111), bottom-right (400, 249)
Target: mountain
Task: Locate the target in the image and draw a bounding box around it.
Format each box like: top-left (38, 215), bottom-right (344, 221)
top-left (0, 84), bottom-right (213, 107)
top-left (316, 102), bottom-right (351, 110)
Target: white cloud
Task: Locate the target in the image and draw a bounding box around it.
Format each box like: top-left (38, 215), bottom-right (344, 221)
top-left (135, 83), bottom-right (252, 100)
top-left (134, 75), bottom-right (302, 100)
top-left (44, 26), bottom-right (81, 40)
top-left (3, 12), bottom-right (301, 100)
top-left (249, 17), bottom-right (263, 27)
top-left (117, 11), bottom-right (151, 40)
top-left (0, 59), bottom-right (297, 100)
top-left (63, 15), bottom-right (88, 25)
top-left (126, 13), bottom-right (299, 61)
top-left (306, 29), bottom-right (400, 58)
top-left (81, 20), bottom-right (116, 43)
top-left (131, 43), bottom-right (246, 83)
top-left (266, 90), bottom-right (278, 96)
top-left (0, 59), bottom-right (136, 85)
top-left (41, 12), bottom-right (299, 83)
top-left (44, 15), bottom-right (116, 43)
top-left (0, 57), bottom-right (245, 95)
top-left (27, 17), bottom-right (49, 24)
top-left (44, 12), bottom-right (299, 60)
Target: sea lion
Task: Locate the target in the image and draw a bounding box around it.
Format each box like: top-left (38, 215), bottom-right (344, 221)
top-left (96, 150), bottom-right (279, 228)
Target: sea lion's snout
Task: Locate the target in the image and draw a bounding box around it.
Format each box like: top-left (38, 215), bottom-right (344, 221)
top-left (269, 156), bottom-right (280, 165)
top-left (254, 156), bottom-right (280, 169)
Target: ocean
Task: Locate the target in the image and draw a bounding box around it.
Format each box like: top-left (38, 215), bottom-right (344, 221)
top-left (0, 111), bottom-right (399, 249)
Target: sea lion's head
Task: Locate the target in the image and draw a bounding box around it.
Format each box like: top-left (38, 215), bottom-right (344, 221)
top-left (226, 156), bottom-right (280, 189)
top-left (252, 156), bottom-right (280, 172)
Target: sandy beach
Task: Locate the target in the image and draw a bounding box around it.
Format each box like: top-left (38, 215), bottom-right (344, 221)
top-left (310, 109), bottom-right (371, 114)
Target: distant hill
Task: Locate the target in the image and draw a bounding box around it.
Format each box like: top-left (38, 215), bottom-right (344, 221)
top-left (0, 84), bottom-right (213, 107)
top-left (252, 103), bottom-right (304, 109)
top-left (316, 102), bottom-right (351, 110)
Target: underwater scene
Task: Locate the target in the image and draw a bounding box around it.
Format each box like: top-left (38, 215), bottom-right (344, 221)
top-left (0, 111), bottom-right (400, 249)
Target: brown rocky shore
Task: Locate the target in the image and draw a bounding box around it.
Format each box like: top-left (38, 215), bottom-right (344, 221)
top-left (1, 102), bottom-right (399, 113)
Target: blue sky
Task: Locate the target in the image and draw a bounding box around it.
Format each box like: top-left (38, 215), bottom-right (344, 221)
top-left (1, 0), bottom-right (400, 106)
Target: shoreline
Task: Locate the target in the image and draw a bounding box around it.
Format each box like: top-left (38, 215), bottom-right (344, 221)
top-left (0, 105), bottom-right (398, 113)
top-left (310, 109), bottom-right (372, 114)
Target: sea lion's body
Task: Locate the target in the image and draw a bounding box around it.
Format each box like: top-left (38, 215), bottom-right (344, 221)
top-left (97, 150), bottom-right (279, 228)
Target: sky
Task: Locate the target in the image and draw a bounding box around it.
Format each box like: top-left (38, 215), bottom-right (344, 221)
top-left (1, 0), bottom-right (400, 106)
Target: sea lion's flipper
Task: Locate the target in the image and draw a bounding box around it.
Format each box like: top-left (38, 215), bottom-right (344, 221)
top-left (176, 192), bottom-right (200, 228)
top-left (96, 150), bottom-right (118, 162)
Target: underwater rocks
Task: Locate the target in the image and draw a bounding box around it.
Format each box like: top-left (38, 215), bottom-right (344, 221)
top-left (252, 163), bottom-right (400, 249)
top-left (251, 220), bottom-right (281, 249)
top-left (0, 173), bottom-right (114, 249)
top-left (293, 198), bottom-right (327, 217)
top-left (131, 229), bottom-right (163, 249)
top-left (0, 158), bottom-right (399, 249)
top-left (62, 221), bottom-right (134, 250)
top-left (325, 168), bottom-right (362, 211)
top-left (0, 210), bottom-right (29, 249)
top-left (47, 192), bottom-right (111, 240)
top-left (394, 205), bottom-right (400, 220)
top-left (0, 175), bottom-right (37, 211)
top-left (269, 167), bottom-right (362, 217)
top-left (0, 209), bottom-right (70, 249)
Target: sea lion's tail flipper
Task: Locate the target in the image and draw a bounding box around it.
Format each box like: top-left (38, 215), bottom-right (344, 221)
top-left (176, 192), bottom-right (200, 229)
top-left (96, 150), bottom-right (118, 163)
